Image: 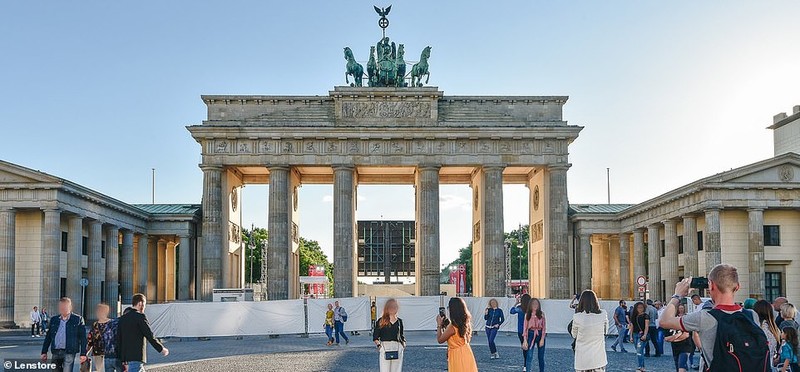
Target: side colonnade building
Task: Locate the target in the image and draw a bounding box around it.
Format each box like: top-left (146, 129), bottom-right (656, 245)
top-left (570, 106), bottom-right (800, 303)
top-left (0, 160), bottom-right (200, 327)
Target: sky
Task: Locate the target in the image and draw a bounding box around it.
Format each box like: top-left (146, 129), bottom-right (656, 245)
top-left (2, 1), bottom-right (799, 266)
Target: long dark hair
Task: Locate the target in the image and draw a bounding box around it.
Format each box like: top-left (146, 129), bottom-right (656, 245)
top-left (784, 327), bottom-right (799, 358)
top-left (755, 299), bottom-right (780, 343)
top-left (576, 290), bottom-right (601, 314)
top-left (448, 297), bottom-right (472, 340)
top-left (526, 298), bottom-right (543, 320)
top-left (631, 302), bottom-right (646, 319)
top-left (519, 294), bottom-right (531, 314)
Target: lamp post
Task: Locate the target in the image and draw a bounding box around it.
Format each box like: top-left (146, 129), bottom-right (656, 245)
top-left (504, 238), bottom-right (512, 297)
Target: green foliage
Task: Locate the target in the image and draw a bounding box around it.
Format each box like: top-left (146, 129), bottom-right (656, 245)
top-left (299, 237), bottom-right (334, 293)
top-left (440, 224), bottom-right (530, 293)
top-left (242, 227), bottom-right (268, 284)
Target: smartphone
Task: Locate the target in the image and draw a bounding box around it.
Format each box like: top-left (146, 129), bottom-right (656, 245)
top-left (690, 277), bottom-right (709, 289)
top-left (438, 307), bottom-right (446, 318)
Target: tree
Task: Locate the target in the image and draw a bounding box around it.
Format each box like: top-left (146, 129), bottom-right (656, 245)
top-left (298, 237), bottom-right (334, 293)
top-left (242, 227), bottom-right (268, 285)
top-left (440, 224), bottom-right (530, 293)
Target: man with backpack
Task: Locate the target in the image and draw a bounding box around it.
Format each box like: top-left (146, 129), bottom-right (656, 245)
top-left (660, 264), bottom-right (770, 372)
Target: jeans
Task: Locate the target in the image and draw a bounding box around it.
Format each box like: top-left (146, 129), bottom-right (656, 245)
top-left (674, 352), bottom-right (690, 370)
top-left (611, 326), bottom-right (628, 351)
top-left (104, 357), bottom-right (124, 372)
top-left (634, 332), bottom-right (648, 369)
top-left (51, 351), bottom-right (76, 372)
top-left (127, 361), bottom-right (146, 372)
top-left (525, 331), bottom-right (545, 372)
top-left (325, 324), bottom-right (334, 342)
top-left (485, 327), bottom-right (499, 354)
top-left (517, 333), bottom-right (528, 367)
top-left (334, 321), bottom-right (349, 344)
top-left (645, 326), bottom-right (661, 355)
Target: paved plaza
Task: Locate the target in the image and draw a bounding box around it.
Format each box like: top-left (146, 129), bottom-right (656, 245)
top-left (1, 330), bottom-right (678, 371)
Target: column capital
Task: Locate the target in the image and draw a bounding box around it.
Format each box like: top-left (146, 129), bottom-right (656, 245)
top-left (747, 207), bottom-right (765, 213)
top-left (681, 213), bottom-right (699, 220)
top-left (662, 219), bottom-right (678, 227)
top-left (647, 223), bottom-right (661, 229)
top-left (68, 214), bottom-right (84, 221)
top-left (177, 233), bottom-right (191, 239)
top-left (548, 163), bottom-right (572, 172)
top-left (633, 227), bottom-right (646, 233)
top-left (267, 165), bottom-right (291, 171)
top-left (331, 164), bottom-right (356, 171)
top-left (619, 231), bottom-right (632, 237)
top-left (417, 164), bottom-right (442, 171)
top-left (104, 223), bottom-right (119, 230)
top-left (40, 206), bottom-right (60, 212)
top-left (88, 219), bottom-right (103, 227)
top-left (0, 206), bottom-right (15, 213)
top-left (199, 164), bottom-right (224, 172)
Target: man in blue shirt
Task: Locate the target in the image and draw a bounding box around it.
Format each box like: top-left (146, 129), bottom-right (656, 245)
top-left (41, 297), bottom-right (87, 371)
top-left (611, 300), bottom-right (629, 352)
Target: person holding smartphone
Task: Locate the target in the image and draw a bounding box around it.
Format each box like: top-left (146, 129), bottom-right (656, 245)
top-left (484, 298), bottom-right (505, 359)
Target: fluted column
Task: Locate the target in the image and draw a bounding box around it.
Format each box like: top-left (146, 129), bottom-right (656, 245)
top-left (682, 215), bottom-right (698, 278)
top-left (332, 165), bottom-right (356, 298)
top-left (620, 233), bottom-right (631, 299)
top-left (579, 233), bottom-right (592, 291)
top-left (41, 208), bottom-right (61, 312)
top-left (415, 165), bottom-right (441, 296)
top-left (148, 238), bottom-right (158, 301)
top-left (66, 216), bottom-right (83, 312)
top-left (268, 166), bottom-right (291, 300)
top-left (0, 207), bottom-right (16, 327)
top-left (548, 165), bottom-right (571, 299)
top-left (200, 165), bottom-right (224, 301)
top-left (119, 230), bottom-right (134, 304)
top-left (663, 219), bottom-right (679, 293)
top-left (178, 235), bottom-right (191, 300)
top-left (156, 239), bottom-right (166, 303)
top-left (136, 234), bottom-right (149, 295)
top-left (105, 226), bottom-right (119, 315)
top-left (87, 221), bottom-right (104, 316)
top-left (647, 224), bottom-right (662, 301)
top-left (704, 208), bottom-right (721, 273)
top-left (483, 165), bottom-right (505, 297)
top-left (633, 228), bottom-right (646, 294)
top-left (748, 208), bottom-right (765, 299)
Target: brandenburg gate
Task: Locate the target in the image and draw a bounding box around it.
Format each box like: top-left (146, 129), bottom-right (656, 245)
top-left (187, 9), bottom-right (582, 301)
top-left (188, 86), bottom-right (582, 300)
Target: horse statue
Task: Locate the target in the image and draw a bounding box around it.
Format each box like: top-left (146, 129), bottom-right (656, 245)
top-left (411, 46), bottom-right (432, 87)
top-left (367, 46), bottom-right (378, 87)
top-left (343, 47), bottom-right (364, 87)
top-left (394, 44), bottom-right (406, 87)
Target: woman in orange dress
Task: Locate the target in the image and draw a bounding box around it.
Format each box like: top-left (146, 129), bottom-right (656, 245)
top-left (437, 297), bottom-right (479, 372)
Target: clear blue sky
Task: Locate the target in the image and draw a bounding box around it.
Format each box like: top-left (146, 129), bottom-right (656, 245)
top-left (2, 1), bottom-right (799, 265)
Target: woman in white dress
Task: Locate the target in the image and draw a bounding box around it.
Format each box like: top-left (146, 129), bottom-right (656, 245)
top-left (570, 290), bottom-right (609, 372)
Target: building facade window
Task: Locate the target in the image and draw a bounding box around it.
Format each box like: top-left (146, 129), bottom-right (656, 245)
top-left (101, 280), bottom-right (105, 302)
top-left (82, 236), bottom-right (88, 255)
top-left (660, 240), bottom-right (665, 257)
top-left (60, 278), bottom-right (66, 298)
top-left (765, 272), bottom-right (783, 302)
top-left (764, 225), bottom-right (780, 246)
top-left (101, 241), bottom-right (106, 259)
top-left (697, 231), bottom-right (704, 251)
top-left (61, 232), bottom-right (68, 252)
top-left (678, 236), bottom-right (684, 254)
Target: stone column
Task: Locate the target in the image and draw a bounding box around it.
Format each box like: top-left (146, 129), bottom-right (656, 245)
top-left (415, 165), bottom-right (441, 296)
top-left (663, 219), bottom-right (679, 293)
top-left (119, 230), bottom-right (134, 304)
top-left (41, 208), bottom-right (61, 312)
top-left (105, 226), bottom-right (119, 316)
top-left (268, 166), bottom-right (291, 300)
top-left (0, 208), bottom-right (16, 327)
top-left (548, 165), bottom-right (571, 299)
top-left (619, 232), bottom-right (631, 299)
top-left (748, 208), bottom-right (765, 299)
top-left (332, 165), bottom-right (356, 298)
top-left (633, 228), bottom-right (646, 295)
top-left (136, 234), bottom-right (149, 295)
top-left (66, 216), bottom-right (83, 312)
top-left (647, 224), bottom-right (662, 301)
top-left (483, 165), bottom-right (505, 297)
top-left (156, 239), bottom-right (167, 303)
top-left (178, 235), bottom-right (191, 300)
top-left (704, 208), bottom-right (721, 274)
top-left (87, 221), bottom-right (104, 317)
top-left (200, 165), bottom-right (224, 301)
top-left (579, 233), bottom-right (592, 291)
top-left (148, 238), bottom-right (158, 302)
top-left (682, 215), bottom-right (698, 278)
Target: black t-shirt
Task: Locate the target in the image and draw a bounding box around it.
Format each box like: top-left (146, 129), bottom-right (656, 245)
top-left (373, 318), bottom-right (405, 343)
top-left (668, 329), bottom-right (694, 354)
top-left (632, 313), bottom-right (650, 334)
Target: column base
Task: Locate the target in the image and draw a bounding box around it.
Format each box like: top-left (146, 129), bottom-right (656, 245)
top-left (0, 321), bottom-right (19, 329)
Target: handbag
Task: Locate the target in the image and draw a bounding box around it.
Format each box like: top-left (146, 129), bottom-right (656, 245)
top-left (383, 342), bottom-right (400, 360)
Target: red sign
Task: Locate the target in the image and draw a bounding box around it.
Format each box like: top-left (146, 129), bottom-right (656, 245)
top-left (308, 265), bottom-right (326, 296)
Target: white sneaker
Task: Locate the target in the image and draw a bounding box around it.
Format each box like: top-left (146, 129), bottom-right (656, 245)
top-left (31, 335), bottom-right (35, 338)
top-left (495, 352), bottom-right (500, 359)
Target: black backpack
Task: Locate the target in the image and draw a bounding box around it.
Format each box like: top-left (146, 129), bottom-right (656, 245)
top-left (706, 309), bottom-right (770, 372)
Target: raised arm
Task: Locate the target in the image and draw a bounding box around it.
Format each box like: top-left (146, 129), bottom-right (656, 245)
top-left (661, 278), bottom-right (692, 331)
top-left (437, 324), bottom-right (455, 344)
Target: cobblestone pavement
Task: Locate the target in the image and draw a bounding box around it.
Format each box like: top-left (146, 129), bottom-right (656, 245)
top-left (1, 330), bottom-right (678, 371)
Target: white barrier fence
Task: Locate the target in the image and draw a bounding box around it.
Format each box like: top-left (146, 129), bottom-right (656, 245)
top-left (145, 297), bottom-right (624, 338)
